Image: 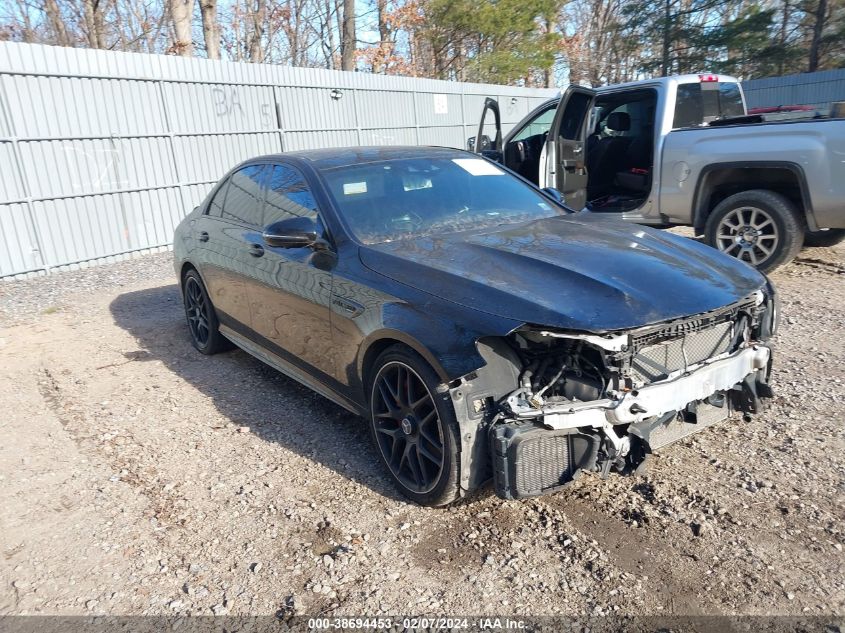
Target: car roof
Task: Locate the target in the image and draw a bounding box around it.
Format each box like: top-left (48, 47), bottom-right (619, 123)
top-left (251, 145), bottom-right (470, 170)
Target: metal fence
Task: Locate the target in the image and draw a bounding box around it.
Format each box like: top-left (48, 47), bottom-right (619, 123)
top-left (742, 68), bottom-right (845, 111)
top-left (0, 42), bottom-right (556, 279)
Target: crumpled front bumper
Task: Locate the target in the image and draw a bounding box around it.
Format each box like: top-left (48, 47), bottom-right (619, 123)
top-left (514, 344), bottom-right (772, 430)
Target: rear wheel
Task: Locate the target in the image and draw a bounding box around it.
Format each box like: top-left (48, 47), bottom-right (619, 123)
top-left (183, 270), bottom-right (228, 355)
top-left (368, 346), bottom-right (460, 506)
top-left (804, 228), bottom-right (845, 248)
top-left (705, 189), bottom-right (804, 273)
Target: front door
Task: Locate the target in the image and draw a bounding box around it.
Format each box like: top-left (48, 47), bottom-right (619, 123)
top-left (246, 162), bottom-right (336, 380)
top-left (547, 86), bottom-right (596, 210)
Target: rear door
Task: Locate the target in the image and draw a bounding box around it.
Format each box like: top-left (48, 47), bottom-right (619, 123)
top-left (197, 164), bottom-right (268, 330)
top-left (546, 86), bottom-right (596, 210)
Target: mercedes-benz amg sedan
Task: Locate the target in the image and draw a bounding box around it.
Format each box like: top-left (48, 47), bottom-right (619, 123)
top-left (173, 146), bottom-right (777, 506)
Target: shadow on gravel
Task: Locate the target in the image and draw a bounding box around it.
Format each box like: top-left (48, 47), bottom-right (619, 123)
top-left (109, 283), bottom-right (405, 503)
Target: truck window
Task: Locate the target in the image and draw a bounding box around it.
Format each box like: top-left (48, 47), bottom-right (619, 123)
top-left (673, 82), bottom-right (745, 128)
top-left (512, 106), bottom-right (556, 142)
top-left (559, 92), bottom-right (592, 139)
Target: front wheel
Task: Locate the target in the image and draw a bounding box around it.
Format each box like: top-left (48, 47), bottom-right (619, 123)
top-left (705, 190), bottom-right (804, 273)
top-left (368, 346), bottom-right (461, 507)
top-left (803, 228), bottom-right (845, 248)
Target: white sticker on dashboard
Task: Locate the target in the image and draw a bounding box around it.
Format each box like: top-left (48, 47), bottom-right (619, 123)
top-left (343, 181), bottom-right (367, 195)
top-left (452, 158), bottom-right (504, 176)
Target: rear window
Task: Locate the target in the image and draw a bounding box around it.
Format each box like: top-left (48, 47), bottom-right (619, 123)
top-left (673, 82), bottom-right (745, 128)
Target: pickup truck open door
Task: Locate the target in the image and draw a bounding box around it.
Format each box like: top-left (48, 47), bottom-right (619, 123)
top-left (471, 87), bottom-right (595, 209)
top-left (543, 86), bottom-right (596, 210)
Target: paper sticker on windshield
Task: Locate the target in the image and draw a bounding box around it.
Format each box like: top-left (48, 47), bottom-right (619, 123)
top-left (343, 181), bottom-right (367, 195)
top-left (452, 159), bottom-right (504, 176)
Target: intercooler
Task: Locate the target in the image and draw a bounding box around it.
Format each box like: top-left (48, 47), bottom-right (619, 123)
top-left (629, 319), bottom-right (734, 386)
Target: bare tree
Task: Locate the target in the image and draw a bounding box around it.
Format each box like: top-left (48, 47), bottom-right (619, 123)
top-left (340, 0), bottom-right (355, 70)
top-left (43, 0), bottom-right (71, 45)
top-left (199, 0), bottom-right (220, 58)
top-left (83, 0), bottom-right (107, 48)
top-left (170, 0), bottom-right (194, 54)
top-left (248, 0), bottom-right (266, 61)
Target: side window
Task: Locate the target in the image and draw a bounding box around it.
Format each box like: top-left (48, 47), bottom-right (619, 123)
top-left (263, 164), bottom-right (318, 225)
top-left (222, 165), bottom-right (266, 226)
top-left (512, 106), bottom-right (555, 142)
top-left (207, 179), bottom-right (229, 217)
top-left (558, 92), bottom-right (592, 140)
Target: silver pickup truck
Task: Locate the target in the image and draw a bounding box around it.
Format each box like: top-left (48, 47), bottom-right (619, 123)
top-left (473, 74), bottom-right (845, 271)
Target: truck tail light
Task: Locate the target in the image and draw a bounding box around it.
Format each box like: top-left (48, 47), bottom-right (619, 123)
top-left (699, 74), bottom-right (719, 82)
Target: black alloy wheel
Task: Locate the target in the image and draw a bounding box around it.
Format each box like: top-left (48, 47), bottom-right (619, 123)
top-left (369, 346), bottom-right (460, 506)
top-left (182, 269), bottom-right (228, 354)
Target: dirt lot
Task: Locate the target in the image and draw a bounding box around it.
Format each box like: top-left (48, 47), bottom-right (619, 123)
top-left (0, 240), bottom-right (843, 621)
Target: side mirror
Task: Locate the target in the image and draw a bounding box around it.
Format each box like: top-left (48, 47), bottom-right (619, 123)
top-left (467, 135), bottom-right (493, 152)
top-left (262, 217), bottom-right (319, 249)
top-left (542, 187), bottom-right (564, 204)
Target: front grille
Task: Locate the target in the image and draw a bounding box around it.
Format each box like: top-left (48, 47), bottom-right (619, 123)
top-left (629, 320), bottom-right (734, 385)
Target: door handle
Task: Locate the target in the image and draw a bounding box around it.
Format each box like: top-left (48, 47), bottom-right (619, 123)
top-left (248, 243), bottom-right (265, 257)
top-left (198, 231), bottom-right (209, 242)
top-left (573, 146), bottom-right (583, 154)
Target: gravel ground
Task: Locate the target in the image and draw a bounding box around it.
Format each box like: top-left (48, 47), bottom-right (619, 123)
top-left (0, 240), bottom-right (843, 621)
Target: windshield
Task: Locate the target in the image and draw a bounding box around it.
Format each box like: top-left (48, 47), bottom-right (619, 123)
top-left (319, 156), bottom-right (568, 244)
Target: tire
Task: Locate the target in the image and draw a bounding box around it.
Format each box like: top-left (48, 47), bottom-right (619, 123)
top-left (704, 189), bottom-right (804, 273)
top-left (803, 228), bottom-right (845, 248)
top-left (367, 345), bottom-right (461, 507)
top-left (182, 269), bottom-right (228, 355)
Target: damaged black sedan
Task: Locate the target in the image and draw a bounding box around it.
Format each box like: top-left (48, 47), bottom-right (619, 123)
top-left (173, 146), bottom-right (777, 506)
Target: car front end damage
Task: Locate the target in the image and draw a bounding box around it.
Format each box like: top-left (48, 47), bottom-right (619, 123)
top-left (448, 287), bottom-right (778, 499)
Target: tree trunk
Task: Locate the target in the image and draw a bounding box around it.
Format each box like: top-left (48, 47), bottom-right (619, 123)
top-left (249, 0), bottom-right (266, 62)
top-left (778, 0), bottom-right (790, 74)
top-left (661, 0), bottom-right (671, 76)
top-left (324, 0), bottom-right (335, 68)
top-left (808, 0), bottom-right (827, 72)
top-left (83, 0), bottom-right (106, 48)
top-left (199, 0), bottom-right (220, 59)
top-left (170, 0), bottom-right (194, 56)
top-left (44, 0), bottom-right (72, 46)
top-left (372, 0), bottom-right (390, 73)
top-left (340, 0), bottom-right (355, 71)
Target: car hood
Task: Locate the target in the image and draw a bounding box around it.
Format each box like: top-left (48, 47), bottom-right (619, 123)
top-left (358, 214), bottom-right (766, 332)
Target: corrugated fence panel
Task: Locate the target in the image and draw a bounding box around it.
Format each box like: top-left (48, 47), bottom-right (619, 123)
top-left (275, 87), bottom-right (358, 131)
top-left (356, 91), bottom-right (417, 129)
top-left (284, 129), bottom-right (359, 151)
top-left (417, 126), bottom-right (467, 149)
top-left (0, 142), bottom-right (24, 201)
top-left (122, 186), bottom-right (184, 249)
top-left (175, 132), bottom-right (283, 183)
top-left (743, 69), bottom-right (845, 110)
top-left (31, 193), bottom-right (128, 267)
top-left (0, 202), bottom-right (37, 274)
top-left (0, 41), bottom-right (557, 277)
top-left (164, 82), bottom-right (278, 134)
top-left (414, 92), bottom-right (465, 127)
top-left (4, 75), bottom-right (167, 137)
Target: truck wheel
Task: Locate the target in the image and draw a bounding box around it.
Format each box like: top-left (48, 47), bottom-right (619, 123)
top-left (368, 345), bottom-right (461, 507)
top-left (705, 190), bottom-right (804, 272)
top-left (803, 228), bottom-right (845, 248)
